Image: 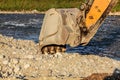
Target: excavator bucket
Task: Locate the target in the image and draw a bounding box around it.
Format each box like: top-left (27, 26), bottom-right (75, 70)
top-left (39, 8), bottom-right (81, 53)
top-left (39, 0), bottom-right (118, 54)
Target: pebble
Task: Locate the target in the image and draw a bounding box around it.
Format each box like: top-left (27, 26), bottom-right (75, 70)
top-left (12, 46), bottom-right (16, 49)
top-left (24, 64), bottom-right (30, 69)
top-left (54, 52), bottom-right (62, 58)
top-left (11, 58), bottom-right (19, 64)
top-left (2, 72), bottom-right (9, 78)
top-left (14, 66), bottom-right (20, 73)
top-left (3, 60), bottom-right (9, 65)
top-left (12, 52), bottom-right (16, 54)
top-left (0, 54), bottom-right (5, 59)
top-left (26, 55), bottom-right (34, 59)
top-left (49, 55), bottom-right (54, 58)
top-left (8, 68), bottom-right (13, 74)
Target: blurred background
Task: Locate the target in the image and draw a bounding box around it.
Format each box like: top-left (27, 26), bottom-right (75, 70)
top-left (0, 0), bottom-right (119, 12)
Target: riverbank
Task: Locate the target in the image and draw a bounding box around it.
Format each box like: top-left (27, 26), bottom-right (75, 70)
top-left (0, 10), bottom-right (120, 15)
top-left (109, 12), bottom-right (120, 15)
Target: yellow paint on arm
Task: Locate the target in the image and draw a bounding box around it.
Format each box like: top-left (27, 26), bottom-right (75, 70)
top-left (86, 0), bottom-right (111, 29)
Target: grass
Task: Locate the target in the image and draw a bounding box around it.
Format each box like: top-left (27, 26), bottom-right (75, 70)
top-left (112, 0), bottom-right (120, 12)
top-left (0, 0), bottom-right (119, 12)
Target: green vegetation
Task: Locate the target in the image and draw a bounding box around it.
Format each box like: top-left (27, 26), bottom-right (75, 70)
top-left (112, 0), bottom-right (120, 12)
top-left (0, 0), bottom-right (120, 12)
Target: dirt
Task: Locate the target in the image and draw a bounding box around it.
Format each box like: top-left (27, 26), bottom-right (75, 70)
top-left (0, 34), bottom-right (120, 80)
top-left (0, 11), bottom-right (120, 15)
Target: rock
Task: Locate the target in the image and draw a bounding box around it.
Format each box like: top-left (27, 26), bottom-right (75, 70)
top-left (3, 60), bottom-right (9, 65)
top-left (24, 64), bottom-right (30, 69)
top-left (2, 72), bottom-right (9, 78)
top-left (11, 59), bottom-right (19, 64)
top-left (0, 54), bottom-right (5, 59)
top-left (49, 55), bottom-right (54, 58)
top-left (12, 52), bottom-right (16, 54)
top-left (26, 55), bottom-right (34, 59)
top-left (14, 66), bottom-right (21, 73)
top-left (40, 70), bottom-right (52, 77)
top-left (54, 52), bottom-right (62, 58)
top-left (8, 68), bottom-right (14, 76)
top-left (32, 10), bottom-right (39, 13)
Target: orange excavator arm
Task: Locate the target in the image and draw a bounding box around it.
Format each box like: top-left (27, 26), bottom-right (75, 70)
top-left (78, 0), bottom-right (118, 45)
top-left (86, 0), bottom-right (111, 29)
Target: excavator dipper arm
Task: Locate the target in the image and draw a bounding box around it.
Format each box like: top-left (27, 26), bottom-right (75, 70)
top-left (80, 0), bottom-right (118, 45)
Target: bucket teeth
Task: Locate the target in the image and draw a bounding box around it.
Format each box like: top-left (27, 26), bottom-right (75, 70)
top-left (61, 48), bottom-right (66, 52)
top-left (56, 46), bottom-right (62, 53)
top-left (42, 47), bottom-right (49, 54)
top-left (41, 45), bottom-right (66, 54)
top-left (49, 46), bottom-right (56, 54)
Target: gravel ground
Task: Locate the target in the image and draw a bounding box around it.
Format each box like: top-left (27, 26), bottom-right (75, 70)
top-left (0, 34), bottom-right (120, 80)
